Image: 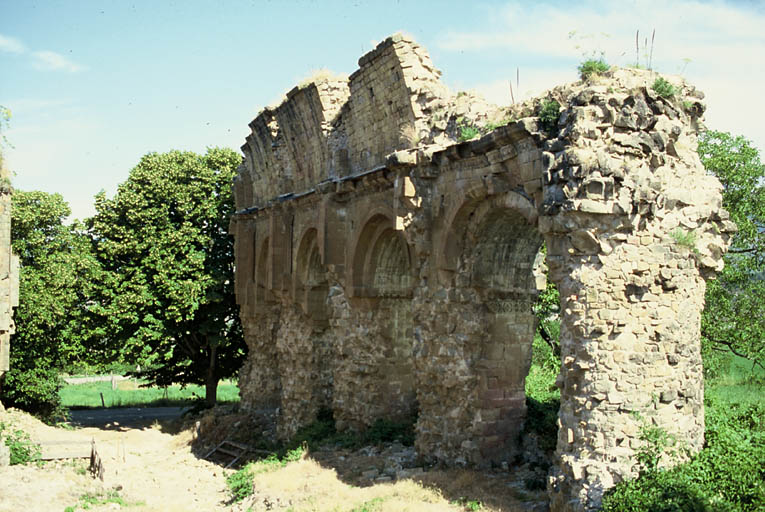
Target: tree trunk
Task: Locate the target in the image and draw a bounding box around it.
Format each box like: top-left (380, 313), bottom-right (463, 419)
top-left (205, 344), bottom-right (219, 407)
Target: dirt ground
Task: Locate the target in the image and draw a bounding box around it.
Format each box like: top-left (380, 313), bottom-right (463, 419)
top-left (0, 407), bottom-right (548, 512)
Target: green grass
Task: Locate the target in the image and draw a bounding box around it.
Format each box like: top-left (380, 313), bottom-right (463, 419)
top-left (227, 447), bottom-right (306, 502)
top-left (59, 379), bottom-right (240, 409)
top-left (707, 354), bottom-right (765, 408)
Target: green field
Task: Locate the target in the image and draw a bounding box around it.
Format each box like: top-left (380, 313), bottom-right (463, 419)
top-left (60, 379), bottom-right (240, 409)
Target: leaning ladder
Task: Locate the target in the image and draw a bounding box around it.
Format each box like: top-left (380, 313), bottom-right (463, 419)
top-left (203, 439), bottom-right (250, 468)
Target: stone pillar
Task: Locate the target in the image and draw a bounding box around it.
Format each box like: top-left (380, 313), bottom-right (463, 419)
top-left (538, 69), bottom-right (736, 510)
top-left (0, 158), bottom-right (19, 398)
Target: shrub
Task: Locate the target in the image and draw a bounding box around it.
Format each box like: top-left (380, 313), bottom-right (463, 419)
top-left (524, 332), bottom-right (561, 453)
top-left (458, 123), bottom-right (480, 142)
top-left (1, 365), bottom-right (66, 422)
top-left (0, 422), bottom-right (41, 465)
top-left (601, 399), bottom-right (765, 512)
top-left (578, 58), bottom-right (609, 80)
top-left (538, 100), bottom-right (561, 134)
top-left (653, 77), bottom-right (677, 99)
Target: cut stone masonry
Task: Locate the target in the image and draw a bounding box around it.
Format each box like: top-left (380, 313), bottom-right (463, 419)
top-left (0, 156), bottom-right (19, 408)
top-left (230, 33), bottom-right (734, 511)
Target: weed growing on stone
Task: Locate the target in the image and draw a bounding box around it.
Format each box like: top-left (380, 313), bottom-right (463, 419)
top-left (578, 58), bottom-right (609, 80)
top-left (631, 413), bottom-right (684, 475)
top-left (670, 228), bottom-right (698, 253)
top-left (399, 123), bottom-right (421, 148)
top-left (0, 422), bottom-right (41, 465)
top-left (538, 99), bottom-right (561, 135)
top-left (483, 117), bottom-right (513, 133)
top-left (458, 122), bottom-right (480, 142)
top-left (652, 77), bottom-right (677, 99)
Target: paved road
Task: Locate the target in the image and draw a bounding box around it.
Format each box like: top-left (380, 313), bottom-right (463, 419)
top-left (62, 375), bottom-right (130, 385)
top-left (68, 406), bottom-right (189, 428)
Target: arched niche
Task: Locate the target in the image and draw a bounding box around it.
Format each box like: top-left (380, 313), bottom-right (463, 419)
top-left (351, 213), bottom-right (415, 299)
top-left (348, 212), bottom-right (417, 420)
top-left (255, 236), bottom-right (271, 304)
top-left (294, 228), bottom-right (328, 326)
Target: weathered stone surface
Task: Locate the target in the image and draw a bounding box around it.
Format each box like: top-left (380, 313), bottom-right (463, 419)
top-left (0, 437), bottom-right (9, 466)
top-left (230, 33), bottom-right (733, 512)
top-left (0, 155), bottom-right (19, 397)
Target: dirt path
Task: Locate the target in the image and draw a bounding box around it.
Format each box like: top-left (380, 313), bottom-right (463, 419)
top-left (1, 408), bottom-right (549, 512)
top-left (0, 408), bottom-right (232, 512)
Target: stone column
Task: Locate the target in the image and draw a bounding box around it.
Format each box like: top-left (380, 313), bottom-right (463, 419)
top-left (537, 69), bottom-right (736, 511)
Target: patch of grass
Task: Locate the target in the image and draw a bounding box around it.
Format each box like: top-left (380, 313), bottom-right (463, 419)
top-left (227, 447), bottom-right (307, 502)
top-left (59, 379), bottom-right (240, 409)
top-left (652, 77), bottom-right (677, 99)
top-left (351, 497), bottom-right (385, 512)
top-left (451, 497), bottom-right (483, 511)
top-left (578, 58), bottom-right (609, 80)
top-left (66, 489), bottom-right (140, 510)
top-left (538, 99), bottom-right (561, 134)
top-left (0, 422), bottom-right (41, 465)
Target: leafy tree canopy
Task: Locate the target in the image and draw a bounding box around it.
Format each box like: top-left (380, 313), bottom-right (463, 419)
top-left (2, 190), bottom-right (101, 418)
top-left (89, 148), bottom-right (245, 405)
top-left (698, 130), bottom-right (765, 372)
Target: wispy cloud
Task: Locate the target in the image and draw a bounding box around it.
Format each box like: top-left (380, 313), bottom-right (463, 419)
top-left (31, 50), bottom-right (84, 72)
top-left (0, 32), bottom-right (85, 73)
top-left (435, 0), bottom-right (765, 153)
top-left (0, 34), bottom-right (26, 54)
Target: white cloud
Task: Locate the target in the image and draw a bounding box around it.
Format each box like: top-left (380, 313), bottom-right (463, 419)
top-left (436, 0), bottom-right (765, 153)
top-left (0, 34), bottom-right (26, 54)
top-left (0, 33), bottom-right (85, 73)
top-left (31, 50), bottom-right (85, 73)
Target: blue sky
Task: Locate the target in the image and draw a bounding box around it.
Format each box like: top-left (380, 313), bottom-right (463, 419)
top-left (2, 0), bottom-right (764, 220)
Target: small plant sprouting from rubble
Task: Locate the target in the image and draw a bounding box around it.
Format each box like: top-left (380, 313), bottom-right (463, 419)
top-left (652, 77), bottom-right (677, 99)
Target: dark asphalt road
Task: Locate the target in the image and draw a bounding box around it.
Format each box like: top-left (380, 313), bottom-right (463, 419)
top-left (68, 406), bottom-right (189, 428)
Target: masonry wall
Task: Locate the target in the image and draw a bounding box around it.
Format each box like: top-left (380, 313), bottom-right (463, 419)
top-left (0, 158), bottom-right (19, 394)
top-left (230, 34), bottom-right (734, 511)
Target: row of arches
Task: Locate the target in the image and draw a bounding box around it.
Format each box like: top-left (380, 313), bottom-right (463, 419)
top-left (245, 188), bottom-right (548, 464)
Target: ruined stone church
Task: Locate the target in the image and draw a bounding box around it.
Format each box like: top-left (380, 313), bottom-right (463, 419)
top-left (229, 33), bottom-right (734, 510)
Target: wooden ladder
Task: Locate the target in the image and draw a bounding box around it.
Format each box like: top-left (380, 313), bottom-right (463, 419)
top-left (203, 439), bottom-right (250, 468)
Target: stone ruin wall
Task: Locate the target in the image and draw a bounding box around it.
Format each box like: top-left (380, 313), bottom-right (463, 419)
top-left (230, 33), bottom-right (735, 511)
top-left (0, 155), bottom-right (19, 405)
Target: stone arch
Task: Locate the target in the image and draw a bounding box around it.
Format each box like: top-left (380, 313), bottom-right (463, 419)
top-left (428, 190), bottom-right (544, 464)
top-left (344, 211), bottom-right (417, 421)
top-left (351, 211), bottom-right (414, 298)
top-left (294, 227), bottom-right (328, 323)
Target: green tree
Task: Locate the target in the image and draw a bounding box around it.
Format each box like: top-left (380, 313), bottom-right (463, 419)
top-left (698, 130), bottom-right (765, 371)
top-left (89, 148), bottom-right (245, 406)
top-left (1, 191), bottom-right (101, 418)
